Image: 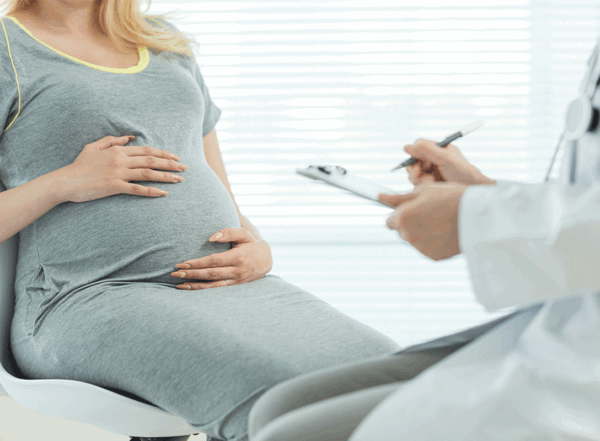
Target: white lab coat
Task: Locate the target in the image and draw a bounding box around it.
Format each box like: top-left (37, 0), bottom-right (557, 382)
top-left (348, 103), bottom-right (600, 439)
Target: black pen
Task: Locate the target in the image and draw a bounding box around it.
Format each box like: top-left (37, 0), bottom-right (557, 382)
top-left (391, 120), bottom-right (484, 171)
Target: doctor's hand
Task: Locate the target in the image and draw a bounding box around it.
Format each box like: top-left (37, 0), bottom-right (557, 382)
top-left (403, 139), bottom-right (495, 187)
top-left (379, 182), bottom-right (468, 261)
top-left (170, 228), bottom-right (273, 289)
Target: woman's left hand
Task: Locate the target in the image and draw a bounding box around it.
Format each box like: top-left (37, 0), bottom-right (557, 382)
top-left (171, 227), bottom-right (273, 290)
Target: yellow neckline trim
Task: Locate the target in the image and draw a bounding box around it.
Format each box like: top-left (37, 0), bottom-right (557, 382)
top-left (0, 17), bottom-right (22, 132)
top-left (6, 16), bottom-right (149, 74)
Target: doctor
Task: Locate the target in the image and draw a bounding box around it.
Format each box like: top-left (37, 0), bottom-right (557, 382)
top-left (248, 38), bottom-right (600, 441)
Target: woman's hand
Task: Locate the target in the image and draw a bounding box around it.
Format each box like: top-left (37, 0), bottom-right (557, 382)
top-left (56, 135), bottom-right (187, 203)
top-left (170, 227), bottom-right (273, 289)
top-left (379, 182), bottom-right (468, 261)
top-left (403, 139), bottom-right (495, 187)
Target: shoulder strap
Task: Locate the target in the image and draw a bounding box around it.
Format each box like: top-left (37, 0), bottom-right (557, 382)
top-left (0, 17), bottom-right (21, 133)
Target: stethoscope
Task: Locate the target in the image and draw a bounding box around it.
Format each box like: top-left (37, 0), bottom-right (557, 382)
top-left (544, 38), bottom-right (600, 183)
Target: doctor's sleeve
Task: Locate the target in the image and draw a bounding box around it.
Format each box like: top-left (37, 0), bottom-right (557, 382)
top-left (458, 179), bottom-right (600, 311)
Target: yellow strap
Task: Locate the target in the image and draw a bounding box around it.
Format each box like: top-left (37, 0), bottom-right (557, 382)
top-left (0, 17), bottom-right (21, 133)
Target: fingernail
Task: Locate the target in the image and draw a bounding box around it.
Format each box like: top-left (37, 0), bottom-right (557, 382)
top-left (128, 136), bottom-right (135, 140)
top-left (210, 232), bottom-right (224, 241)
top-left (181, 285), bottom-right (191, 290)
top-left (171, 154), bottom-right (181, 161)
top-left (176, 263), bottom-right (191, 269)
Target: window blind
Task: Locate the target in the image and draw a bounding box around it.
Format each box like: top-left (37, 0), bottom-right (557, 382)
top-left (148, 0), bottom-right (600, 347)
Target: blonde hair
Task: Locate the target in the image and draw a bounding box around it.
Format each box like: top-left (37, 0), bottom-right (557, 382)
top-left (1, 0), bottom-right (199, 60)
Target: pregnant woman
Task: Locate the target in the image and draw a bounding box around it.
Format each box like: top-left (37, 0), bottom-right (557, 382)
top-left (0, 1), bottom-right (400, 440)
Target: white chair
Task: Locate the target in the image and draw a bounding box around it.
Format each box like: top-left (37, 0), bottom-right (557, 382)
top-left (0, 180), bottom-right (200, 441)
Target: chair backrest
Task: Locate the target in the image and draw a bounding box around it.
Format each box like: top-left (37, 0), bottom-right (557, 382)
top-left (0, 179), bottom-right (20, 395)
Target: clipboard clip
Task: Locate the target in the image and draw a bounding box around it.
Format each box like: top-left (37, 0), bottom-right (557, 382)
top-left (316, 165), bottom-right (347, 175)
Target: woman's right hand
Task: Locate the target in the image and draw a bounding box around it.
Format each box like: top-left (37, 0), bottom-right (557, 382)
top-left (58, 135), bottom-right (188, 203)
top-left (403, 139), bottom-right (495, 187)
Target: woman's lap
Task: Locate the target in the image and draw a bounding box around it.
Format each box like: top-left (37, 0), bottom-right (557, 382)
top-left (247, 308), bottom-right (538, 441)
top-left (11, 275), bottom-right (400, 440)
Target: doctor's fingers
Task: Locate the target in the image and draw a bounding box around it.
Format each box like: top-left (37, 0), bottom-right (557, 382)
top-left (406, 162), bottom-right (421, 185)
top-left (406, 162), bottom-right (437, 186)
top-left (405, 139), bottom-right (450, 165)
top-left (385, 194), bottom-right (430, 243)
top-left (378, 190), bottom-right (420, 208)
top-left (386, 196), bottom-right (421, 230)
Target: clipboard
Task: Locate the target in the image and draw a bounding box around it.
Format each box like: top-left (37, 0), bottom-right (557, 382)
top-left (296, 165), bottom-right (396, 206)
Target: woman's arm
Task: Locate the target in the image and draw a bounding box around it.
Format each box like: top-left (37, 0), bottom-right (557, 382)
top-left (0, 171), bottom-right (64, 244)
top-left (203, 129), bottom-right (263, 240)
top-left (0, 135), bottom-right (145, 244)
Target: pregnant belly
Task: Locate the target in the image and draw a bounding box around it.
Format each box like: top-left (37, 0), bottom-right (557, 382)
top-left (37, 163), bottom-right (241, 290)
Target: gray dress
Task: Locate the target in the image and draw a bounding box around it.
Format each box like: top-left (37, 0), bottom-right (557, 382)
top-left (0, 15), bottom-right (399, 441)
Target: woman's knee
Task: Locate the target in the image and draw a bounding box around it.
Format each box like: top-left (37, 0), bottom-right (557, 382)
top-left (248, 367), bottom-right (345, 439)
top-left (248, 376), bottom-right (300, 438)
top-left (248, 355), bottom-right (395, 438)
top-left (248, 351), bottom-right (448, 438)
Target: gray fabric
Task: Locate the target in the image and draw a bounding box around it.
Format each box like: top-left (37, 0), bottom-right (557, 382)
top-left (0, 16), bottom-right (400, 441)
top-left (0, 15), bottom-right (228, 307)
top-left (249, 351), bottom-right (449, 440)
top-left (253, 382), bottom-right (403, 441)
top-left (248, 305), bottom-right (545, 441)
top-left (11, 277), bottom-right (399, 440)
